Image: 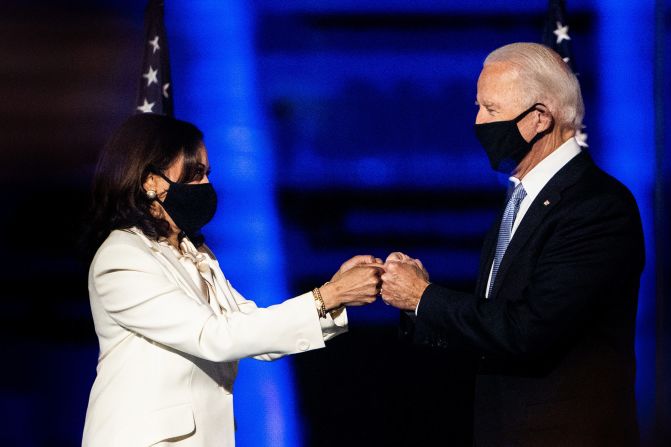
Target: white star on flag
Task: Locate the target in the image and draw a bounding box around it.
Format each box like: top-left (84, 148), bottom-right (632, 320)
top-left (554, 21), bottom-right (571, 44)
top-left (135, 1), bottom-right (172, 115)
top-left (137, 98), bottom-right (155, 113)
top-left (149, 35), bottom-right (160, 53)
top-left (143, 66), bottom-right (158, 86)
top-left (575, 126), bottom-right (589, 147)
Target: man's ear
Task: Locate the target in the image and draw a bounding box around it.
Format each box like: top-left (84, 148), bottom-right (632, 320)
top-left (535, 106), bottom-right (554, 134)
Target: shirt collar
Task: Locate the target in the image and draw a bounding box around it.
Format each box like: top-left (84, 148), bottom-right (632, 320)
top-left (509, 137), bottom-right (582, 199)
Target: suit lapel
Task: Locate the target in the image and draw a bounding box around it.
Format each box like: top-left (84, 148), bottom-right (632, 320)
top-left (196, 246), bottom-right (241, 313)
top-left (154, 244), bottom-right (210, 305)
top-left (128, 227), bottom-right (208, 304)
top-left (208, 262), bottom-right (242, 313)
top-left (488, 152), bottom-right (592, 299)
top-left (128, 228), bottom-right (210, 305)
top-left (475, 217), bottom-right (501, 297)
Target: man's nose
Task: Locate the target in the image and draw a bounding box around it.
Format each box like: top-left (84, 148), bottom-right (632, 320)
top-left (475, 109), bottom-right (487, 125)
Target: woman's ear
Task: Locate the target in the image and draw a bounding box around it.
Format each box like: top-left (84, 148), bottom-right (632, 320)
top-left (143, 173), bottom-right (156, 193)
top-left (143, 173), bottom-right (164, 218)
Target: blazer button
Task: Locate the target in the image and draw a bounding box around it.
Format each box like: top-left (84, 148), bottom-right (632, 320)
top-left (297, 339), bottom-right (310, 351)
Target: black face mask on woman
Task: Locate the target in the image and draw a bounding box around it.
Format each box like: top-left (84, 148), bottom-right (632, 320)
top-left (151, 170), bottom-right (218, 240)
top-left (474, 103), bottom-right (548, 173)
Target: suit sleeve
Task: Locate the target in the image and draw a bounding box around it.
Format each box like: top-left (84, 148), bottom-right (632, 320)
top-left (92, 242), bottom-right (330, 362)
top-left (415, 194), bottom-right (643, 358)
top-left (226, 281), bottom-right (348, 361)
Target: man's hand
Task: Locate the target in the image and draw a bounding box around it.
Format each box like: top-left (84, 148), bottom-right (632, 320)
top-left (384, 252), bottom-right (429, 281)
top-left (381, 252), bottom-right (430, 311)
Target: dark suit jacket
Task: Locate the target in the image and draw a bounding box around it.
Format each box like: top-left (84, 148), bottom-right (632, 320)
top-left (409, 152), bottom-right (644, 446)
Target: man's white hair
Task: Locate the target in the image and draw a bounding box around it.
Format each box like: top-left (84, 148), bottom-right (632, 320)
top-left (484, 42), bottom-right (584, 132)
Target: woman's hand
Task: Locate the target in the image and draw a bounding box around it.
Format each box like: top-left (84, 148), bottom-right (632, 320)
top-left (330, 255), bottom-right (383, 282)
top-left (321, 257), bottom-right (384, 310)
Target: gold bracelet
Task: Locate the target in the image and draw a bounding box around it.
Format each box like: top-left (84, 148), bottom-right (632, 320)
top-left (312, 287), bottom-right (327, 319)
top-left (320, 281), bottom-right (343, 318)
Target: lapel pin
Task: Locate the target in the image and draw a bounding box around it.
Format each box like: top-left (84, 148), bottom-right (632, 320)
top-left (543, 200), bottom-right (550, 206)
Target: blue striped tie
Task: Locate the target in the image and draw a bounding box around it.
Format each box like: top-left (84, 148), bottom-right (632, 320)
top-left (488, 182), bottom-right (527, 298)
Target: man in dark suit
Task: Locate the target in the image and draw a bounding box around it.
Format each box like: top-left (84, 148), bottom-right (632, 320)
top-left (380, 42), bottom-right (644, 446)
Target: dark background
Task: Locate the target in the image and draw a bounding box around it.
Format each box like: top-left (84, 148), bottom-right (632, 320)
top-left (0, 0), bottom-right (669, 446)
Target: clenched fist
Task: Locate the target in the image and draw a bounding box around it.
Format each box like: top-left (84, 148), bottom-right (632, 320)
top-left (320, 255), bottom-right (384, 310)
top-left (380, 252), bottom-right (430, 311)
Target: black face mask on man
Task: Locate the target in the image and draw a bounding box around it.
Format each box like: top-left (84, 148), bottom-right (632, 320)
top-left (150, 169), bottom-right (218, 240)
top-left (474, 103), bottom-right (550, 173)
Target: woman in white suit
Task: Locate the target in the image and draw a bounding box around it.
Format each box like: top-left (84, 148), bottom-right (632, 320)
top-left (81, 114), bottom-right (382, 446)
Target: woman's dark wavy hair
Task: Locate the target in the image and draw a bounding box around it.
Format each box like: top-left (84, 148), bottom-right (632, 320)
top-left (82, 113), bottom-right (204, 260)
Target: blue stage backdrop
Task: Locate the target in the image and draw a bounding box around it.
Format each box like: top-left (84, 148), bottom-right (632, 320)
top-left (163, 0), bottom-right (659, 445)
top-left (168, 1), bottom-right (301, 446)
top-left (0, 0), bottom-right (666, 446)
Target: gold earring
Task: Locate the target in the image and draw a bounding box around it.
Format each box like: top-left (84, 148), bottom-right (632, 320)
top-left (146, 190), bottom-right (157, 200)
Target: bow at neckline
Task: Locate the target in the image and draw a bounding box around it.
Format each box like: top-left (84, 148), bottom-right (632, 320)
top-left (178, 237), bottom-right (211, 274)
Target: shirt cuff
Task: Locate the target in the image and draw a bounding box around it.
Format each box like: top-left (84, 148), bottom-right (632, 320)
top-left (415, 282), bottom-right (431, 316)
top-left (329, 306), bottom-right (348, 327)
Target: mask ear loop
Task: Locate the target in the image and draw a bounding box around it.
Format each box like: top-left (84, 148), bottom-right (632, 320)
top-left (147, 165), bottom-right (176, 185)
top-left (516, 103), bottom-right (554, 145)
top-left (143, 166), bottom-right (172, 207)
top-left (513, 102), bottom-right (544, 123)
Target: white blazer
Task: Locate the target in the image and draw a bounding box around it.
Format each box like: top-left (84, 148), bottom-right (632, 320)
top-left (82, 229), bottom-right (347, 447)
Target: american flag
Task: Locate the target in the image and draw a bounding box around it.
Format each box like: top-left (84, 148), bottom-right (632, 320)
top-left (542, 0), bottom-right (588, 147)
top-left (136, 0), bottom-right (173, 116)
top-left (543, 0), bottom-right (574, 71)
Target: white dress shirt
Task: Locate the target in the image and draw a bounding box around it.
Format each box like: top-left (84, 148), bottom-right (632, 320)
top-left (484, 137), bottom-right (582, 298)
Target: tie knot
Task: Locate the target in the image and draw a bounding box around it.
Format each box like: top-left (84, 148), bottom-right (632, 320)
top-left (510, 182), bottom-right (527, 204)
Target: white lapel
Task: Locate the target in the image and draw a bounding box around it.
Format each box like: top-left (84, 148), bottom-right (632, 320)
top-left (156, 245), bottom-right (211, 304)
top-left (199, 250), bottom-right (241, 314)
top-left (128, 228), bottom-right (209, 306)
